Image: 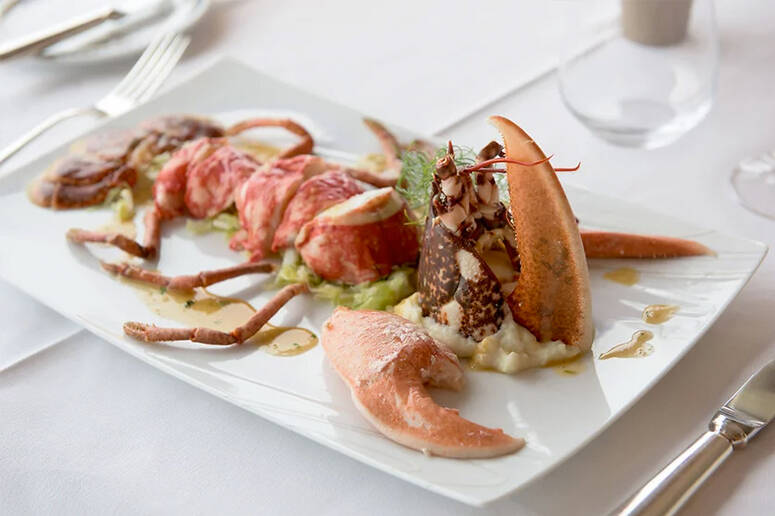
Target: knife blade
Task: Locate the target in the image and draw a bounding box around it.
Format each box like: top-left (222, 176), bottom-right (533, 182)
top-left (614, 357), bottom-right (775, 516)
top-left (0, 0), bottom-right (171, 61)
top-left (0, 6), bottom-right (123, 60)
top-left (40, 0), bottom-right (174, 58)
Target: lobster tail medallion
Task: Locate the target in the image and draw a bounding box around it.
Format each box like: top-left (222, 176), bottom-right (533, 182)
top-left (397, 117), bottom-right (594, 373)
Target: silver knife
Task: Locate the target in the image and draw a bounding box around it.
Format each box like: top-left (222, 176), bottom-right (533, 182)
top-left (40, 0), bottom-right (173, 58)
top-left (0, 0), bottom-right (169, 60)
top-left (614, 357), bottom-right (775, 515)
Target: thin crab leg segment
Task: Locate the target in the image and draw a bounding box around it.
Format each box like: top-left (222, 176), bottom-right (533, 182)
top-left (580, 230), bottom-right (713, 259)
top-left (340, 166), bottom-right (398, 188)
top-left (225, 118), bottom-right (315, 158)
top-left (123, 283), bottom-right (309, 345)
top-left (66, 228), bottom-right (149, 258)
top-left (66, 205), bottom-right (163, 259)
top-left (100, 261), bottom-right (274, 290)
top-left (363, 118), bottom-right (402, 174)
top-left (490, 115), bottom-right (594, 350)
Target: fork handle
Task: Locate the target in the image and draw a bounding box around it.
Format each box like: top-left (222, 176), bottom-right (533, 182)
top-left (0, 107), bottom-right (103, 167)
top-left (0, 6), bottom-right (123, 60)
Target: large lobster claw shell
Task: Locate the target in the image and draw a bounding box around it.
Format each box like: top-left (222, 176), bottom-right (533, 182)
top-left (489, 116), bottom-right (594, 351)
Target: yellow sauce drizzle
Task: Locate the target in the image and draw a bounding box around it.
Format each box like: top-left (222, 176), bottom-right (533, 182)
top-left (599, 330), bottom-right (654, 359)
top-left (603, 267), bottom-right (640, 286)
top-left (98, 220), bottom-right (136, 239)
top-left (232, 140), bottom-right (282, 163)
top-left (552, 356), bottom-right (587, 376)
top-left (642, 304), bottom-right (679, 324)
top-left (122, 278), bottom-right (317, 354)
top-left (255, 327), bottom-right (319, 356)
top-left (355, 153), bottom-right (387, 173)
top-left (133, 169), bottom-right (155, 206)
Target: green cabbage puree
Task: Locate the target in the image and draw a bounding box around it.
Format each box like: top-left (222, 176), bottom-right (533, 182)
top-left (275, 250), bottom-right (415, 311)
top-left (186, 212), bottom-right (241, 237)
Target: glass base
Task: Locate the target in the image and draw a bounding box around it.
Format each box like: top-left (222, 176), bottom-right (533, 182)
top-left (566, 99), bottom-right (712, 149)
top-left (731, 152), bottom-right (775, 219)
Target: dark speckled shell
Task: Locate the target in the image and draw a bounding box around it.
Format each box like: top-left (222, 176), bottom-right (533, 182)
top-left (417, 205), bottom-right (504, 341)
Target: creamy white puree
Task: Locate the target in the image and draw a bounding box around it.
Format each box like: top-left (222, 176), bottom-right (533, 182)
top-left (395, 293), bottom-right (579, 374)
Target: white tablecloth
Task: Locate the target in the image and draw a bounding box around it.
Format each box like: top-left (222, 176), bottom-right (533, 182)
top-left (2, 1), bottom-right (774, 514)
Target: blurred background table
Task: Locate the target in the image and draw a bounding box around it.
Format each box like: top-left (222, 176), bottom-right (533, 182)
top-left (1, 1), bottom-right (773, 514)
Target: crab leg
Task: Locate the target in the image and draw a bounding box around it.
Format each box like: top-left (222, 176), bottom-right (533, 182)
top-left (123, 283), bottom-right (309, 345)
top-left (363, 118), bottom-right (403, 174)
top-left (225, 118), bottom-right (314, 158)
top-left (66, 206), bottom-right (163, 259)
top-left (580, 230), bottom-right (712, 258)
top-left (341, 167), bottom-right (398, 188)
top-left (100, 260), bottom-right (274, 290)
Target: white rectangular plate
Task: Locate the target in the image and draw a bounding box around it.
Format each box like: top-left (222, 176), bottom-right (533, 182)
top-left (0, 58), bottom-right (767, 506)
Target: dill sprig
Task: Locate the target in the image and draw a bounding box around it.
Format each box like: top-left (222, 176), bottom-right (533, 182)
top-left (396, 145), bottom-right (477, 214)
top-left (494, 172), bottom-right (510, 205)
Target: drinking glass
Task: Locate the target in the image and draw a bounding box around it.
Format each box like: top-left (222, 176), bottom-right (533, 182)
top-left (731, 151), bottom-right (775, 219)
top-left (558, 0), bottom-right (719, 148)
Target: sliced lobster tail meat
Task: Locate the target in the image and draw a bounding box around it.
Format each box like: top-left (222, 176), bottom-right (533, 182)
top-left (232, 155), bottom-right (328, 261)
top-left (580, 230), bottom-right (713, 258)
top-left (295, 188), bottom-right (419, 284)
top-left (153, 137), bottom-right (225, 219)
top-left (490, 116), bottom-right (594, 351)
top-left (322, 308), bottom-right (524, 458)
top-left (271, 170), bottom-right (369, 252)
top-left (184, 145), bottom-right (260, 219)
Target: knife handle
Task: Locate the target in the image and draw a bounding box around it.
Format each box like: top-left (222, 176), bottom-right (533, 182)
top-left (613, 431), bottom-right (733, 516)
top-left (0, 6), bottom-right (123, 60)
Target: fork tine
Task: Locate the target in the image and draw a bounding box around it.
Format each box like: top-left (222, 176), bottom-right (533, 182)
top-left (114, 34), bottom-right (177, 100)
top-left (121, 34), bottom-right (186, 102)
top-left (132, 35), bottom-right (190, 103)
top-left (107, 33), bottom-right (173, 99)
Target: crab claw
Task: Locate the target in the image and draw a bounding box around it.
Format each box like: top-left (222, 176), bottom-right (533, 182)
top-left (490, 116), bottom-right (594, 352)
top-left (322, 308), bottom-right (524, 458)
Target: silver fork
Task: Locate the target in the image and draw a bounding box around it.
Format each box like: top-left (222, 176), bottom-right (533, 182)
top-left (0, 32), bottom-right (190, 167)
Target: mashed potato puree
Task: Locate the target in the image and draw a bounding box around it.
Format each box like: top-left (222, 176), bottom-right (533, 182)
top-left (395, 293), bottom-right (579, 374)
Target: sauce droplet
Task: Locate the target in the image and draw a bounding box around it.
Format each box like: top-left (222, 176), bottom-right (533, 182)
top-left (599, 330), bottom-right (654, 359)
top-left (642, 304), bottom-right (679, 324)
top-left (552, 357), bottom-right (587, 376)
top-left (257, 327), bottom-right (318, 356)
top-left (603, 267), bottom-right (640, 286)
top-left (122, 277), bottom-right (317, 354)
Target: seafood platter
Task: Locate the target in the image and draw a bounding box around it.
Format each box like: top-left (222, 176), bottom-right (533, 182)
top-left (0, 63), bottom-right (765, 505)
